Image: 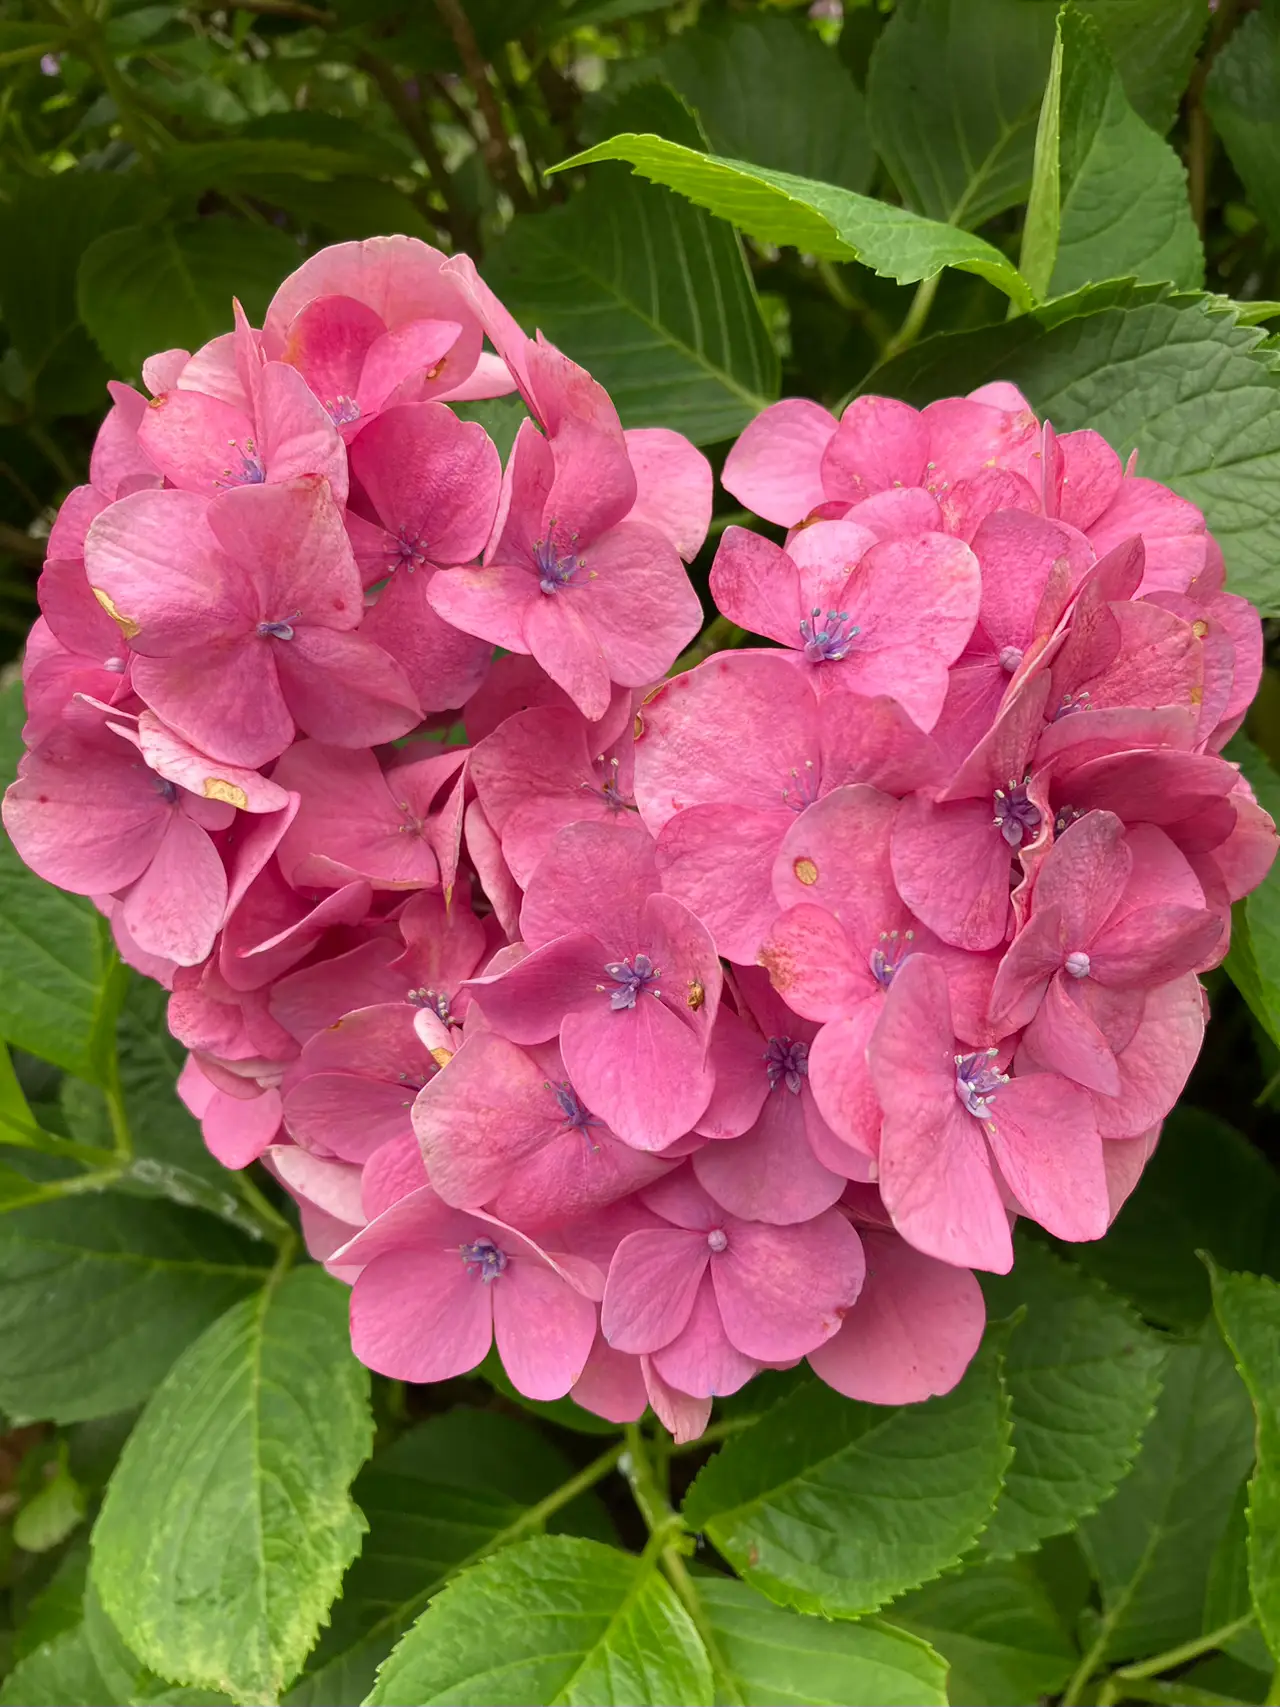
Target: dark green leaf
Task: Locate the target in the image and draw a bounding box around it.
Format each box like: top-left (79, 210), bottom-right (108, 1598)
top-left (1225, 735), bottom-right (1280, 1051)
top-left (979, 1237), bottom-right (1166, 1558)
top-left (289, 1409), bottom-right (613, 1707)
top-left (660, 14), bottom-right (873, 192)
top-left (78, 217), bottom-right (301, 379)
top-left (1079, 0), bottom-right (1206, 132)
top-left (887, 1556), bottom-right (1077, 1707)
top-left (0, 1624), bottom-right (121, 1707)
top-left (492, 87), bottom-right (778, 444)
top-left (154, 139), bottom-right (385, 200)
top-left (1043, 6), bottom-right (1202, 295)
top-left (1203, 1480), bottom-right (1277, 1673)
top-left (0, 22), bottom-right (69, 68)
top-left (1206, 3), bottom-right (1280, 247)
top-left (93, 1266), bottom-right (372, 1703)
top-left (0, 1193), bottom-right (268, 1423)
top-left (1078, 1322), bottom-right (1256, 1661)
top-left (697, 1578), bottom-right (949, 1707)
top-left (681, 1332), bottom-right (1011, 1617)
top-left (13, 1458), bottom-right (85, 1552)
top-left (1211, 1265), bottom-right (1280, 1659)
top-left (866, 287), bottom-right (1280, 612)
top-left (367, 1534), bottom-right (713, 1707)
top-left (1059, 1105), bottom-right (1280, 1330)
top-left (865, 0), bottom-right (1056, 227)
top-left (250, 177), bottom-right (437, 245)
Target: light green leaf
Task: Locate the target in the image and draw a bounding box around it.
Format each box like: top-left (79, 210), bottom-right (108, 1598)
top-left (1079, 0), bottom-right (1206, 132)
top-left (0, 677), bottom-right (123, 1084)
top-left (1078, 1321), bottom-right (1256, 1661)
top-left (1206, 3), bottom-right (1280, 247)
top-left (888, 1556), bottom-right (1077, 1707)
top-left (551, 137), bottom-right (1035, 311)
top-left (287, 1409), bottom-right (613, 1707)
top-left (979, 1237), bottom-right (1166, 1558)
top-left (681, 1332), bottom-right (1011, 1618)
top-left (1020, 11), bottom-right (1064, 301)
top-left (14, 1457), bottom-right (86, 1553)
top-left (0, 1624), bottom-right (121, 1707)
top-left (0, 1193), bottom-right (268, 1423)
top-left (492, 86), bottom-right (778, 444)
top-left (78, 217), bottom-right (302, 380)
top-left (865, 0), bottom-right (1057, 228)
top-left (1043, 6), bottom-right (1202, 295)
top-left (697, 1579), bottom-right (948, 1706)
top-left (93, 1266), bottom-right (372, 1704)
top-left (660, 14), bottom-right (873, 192)
top-left (866, 286), bottom-right (1280, 611)
top-left (367, 1534), bottom-right (713, 1707)
top-left (1226, 735), bottom-right (1280, 1052)
top-left (1211, 1265), bottom-right (1280, 1659)
top-left (1062, 1105), bottom-right (1280, 1330)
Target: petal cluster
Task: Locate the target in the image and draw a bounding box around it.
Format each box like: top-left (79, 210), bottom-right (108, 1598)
top-left (6, 241), bottom-right (1274, 1441)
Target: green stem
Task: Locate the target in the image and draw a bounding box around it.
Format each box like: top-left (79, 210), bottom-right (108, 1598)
top-left (58, 0), bottom-right (157, 167)
top-left (622, 1425), bottom-right (744, 1706)
top-left (1073, 1612), bottom-right (1256, 1707)
top-left (882, 271), bottom-right (940, 362)
top-left (1267, 1662), bottom-right (1280, 1707)
top-left (668, 1415), bottom-right (753, 1454)
top-left (235, 1169), bottom-right (296, 1247)
top-left (0, 1114), bottom-right (115, 1169)
top-left (27, 422), bottom-right (81, 490)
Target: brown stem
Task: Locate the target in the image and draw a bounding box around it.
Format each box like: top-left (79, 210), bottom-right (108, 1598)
top-left (0, 523), bottom-right (46, 564)
top-left (358, 50), bottom-right (477, 254)
top-left (434, 0), bottom-right (533, 210)
top-left (1185, 0), bottom-right (1242, 238)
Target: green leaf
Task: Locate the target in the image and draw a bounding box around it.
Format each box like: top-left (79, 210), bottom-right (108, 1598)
top-left (154, 139), bottom-right (388, 200)
top-left (865, 286), bottom-right (1280, 612)
top-left (491, 86), bottom-right (778, 444)
top-left (681, 1331), bottom-right (1011, 1618)
top-left (1078, 1321), bottom-right (1256, 1661)
top-left (1060, 1105), bottom-right (1280, 1330)
top-left (0, 22), bottom-right (69, 67)
top-left (865, 0), bottom-right (1057, 228)
top-left (1203, 1480), bottom-right (1278, 1674)
top-left (696, 1578), bottom-right (948, 1707)
top-left (249, 177), bottom-right (437, 246)
top-left (659, 14), bottom-right (873, 192)
top-left (551, 137), bottom-right (1035, 312)
top-left (1206, 3), bottom-right (1280, 247)
top-left (0, 1624), bottom-right (121, 1707)
top-left (887, 1556), bottom-right (1077, 1707)
top-left (367, 1534), bottom-right (713, 1707)
top-left (1226, 735), bottom-right (1280, 1051)
top-left (0, 173), bottom-right (167, 415)
top-left (93, 1266), bottom-right (372, 1704)
top-left (78, 217), bottom-right (302, 380)
top-left (0, 678), bottom-right (123, 1084)
top-left (1211, 1265), bottom-right (1280, 1659)
top-left (0, 1193), bottom-right (269, 1423)
top-left (13, 1458), bottom-right (86, 1553)
top-left (1079, 0), bottom-right (1206, 132)
top-left (1044, 6), bottom-right (1202, 295)
top-left (288, 1409), bottom-right (613, 1707)
top-left (14, 1547), bottom-right (88, 1660)
top-left (979, 1237), bottom-right (1167, 1558)
top-left (1020, 10), bottom-right (1064, 302)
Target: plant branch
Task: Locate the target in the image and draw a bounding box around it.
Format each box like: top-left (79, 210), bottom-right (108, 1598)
top-left (58, 0), bottom-right (158, 166)
top-left (358, 50), bottom-right (476, 253)
top-left (881, 272), bottom-right (940, 362)
top-left (1185, 0), bottom-right (1241, 235)
top-left (433, 0), bottom-right (533, 210)
top-left (1070, 1612), bottom-right (1255, 1707)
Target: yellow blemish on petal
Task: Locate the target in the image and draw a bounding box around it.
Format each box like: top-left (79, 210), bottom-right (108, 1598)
top-left (633, 712), bottom-right (644, 740)
top-left (430, 1046), bottom-right (454, 1069)
top-left (687, 978), bottom-right (705, 1011)
top-left (92, 588), bottom-right (140, 639)
top-left (204, 779), bottom-right (249, 809)
top-left (1190, 684), bottom-right (1203, 706)
top-left (1192, 619), bottom-right (1209, 639)
top-left (794, 856), bottom-right (819, 886)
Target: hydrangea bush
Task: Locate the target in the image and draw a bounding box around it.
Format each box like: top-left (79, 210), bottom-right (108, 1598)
top-left (6, 4), bottom-right (1280, 1707)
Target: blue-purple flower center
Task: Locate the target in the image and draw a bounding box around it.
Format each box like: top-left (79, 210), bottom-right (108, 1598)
top-left (258, 619), bottom-right (296, 641)
top-left (152, 773), bottom-right (178, 806)
top-left (1052, 688), bottom-right (1091, 721)
top-left (554, 1081), bottom-right (600, 1134)
top-left (408, 987), bottom-right (452, 1023)
top-left (799, 607), bottom-right (860, 664)
top-left (781, 759), bottom-right (820, 812)
top-left (765, 1036), bottom-right (809, 1095)
top-left (325, 394), bottom-right (361, 427)
top-left (603, 953), bottom-right (660, 1009)
top-left (218, 437), bottom-right (266, 487)
top-left (955, 1048), bottom-right (1007, 1119)
top-left (583, 754), bottom-right (633, 814)
top-left (993, 777), bottom-right (1041, 848)
top-left (395, 526), bottom-right (429, 569)
top-left (460, 1236), bottom-right (507, 1282)
top-left (534, 534), bottom-right (583, 595)
top-left (1054, 803), bottom-right (1083, 837)
top-left (869, 928), bottom-right (914, 990)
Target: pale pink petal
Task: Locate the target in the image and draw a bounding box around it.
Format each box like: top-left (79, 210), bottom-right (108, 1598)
top-left (722, 398), bottom-right (838, 526)
top-left (713, 1209), bottom-right (865, 1361)
top-left (648, 1272), bottom-right (760, 1398)
top-left (985, 1071), bottom-right (1108, 1242)
top-left (120, 811), bottom-right (226, 968)
top-left (623, 428), bottom-right (713, 561)
top-left (601, 1226), bottom-right (709, 1352)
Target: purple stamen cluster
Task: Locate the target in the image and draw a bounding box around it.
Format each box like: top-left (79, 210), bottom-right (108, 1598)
top-left (765, 1035), bottom-right (809, 1094)
top-left (993, 777), bottom-right (1041, 847)
top-left (799, 606), bottom-right (860, 663)
top-left (870, 928), bottom-right (914, 990)
top-left (954, 1047), bottom-right (1007, 1119)
top-left (460, 1236), bottom-right (507, 1283)
top-left (603, 953), bottom-right (660, 1009)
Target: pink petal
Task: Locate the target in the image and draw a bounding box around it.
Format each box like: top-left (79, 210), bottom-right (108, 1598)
top-left (414, 1030), bottom-right (557, 1206)
top-left (623, 428), bottom-right (713, 561)
top-left (891, 793), bottom-right (1014, 952)
top-left (1023, 972), bottom-right (1121, 1096)
top-left (560, 994), bottom-right (714, 1150)
top-left (771, 784), bottom-right (904, 940)
top-left (722, 398), bottom-right (838, 526)
top-left (131, 641), bottom-right (294, 770)
top-left (808, 1004), bottom-right (883, 1158)
top-left (467, 933), bottom-right (612, 1045)
top-left (360, 565), bottom-right (493, 713)
top-left (985, 1071), bottom-right (1108, 1242)
top-left (519, 818), bottom-right (657, 952)
top-left (273, 626), bottom-right (421, 748)
top-left (577, 520), bottom-right (703, 687)
top-left (494, 1258), bottom-right (600, 1400)
top-left (758, 905), bottom-right (870, 1024)
top-left (656, 805), bottom-right (790, 965)
top-left (427, 562), bottom-right (538, 655)
top-left (201, 1085), bottom-right (282, 1170)
top-left (120, 811), bottom-right (226, 968)
top-left (1090, 904), bottom-right (1223, 987)
top-left (693, 1085), bottom-right (845, 1224)
top-left (648, 1271), bottom-right (760, 1399)
top-left (601, 1226), bottom-right (709, 1352)
top-left (820, 396), bottom-right (929, 501)
top-left (351, 1245), bottom-right (492, 1383)
top-left (808, 1229), bottom-right (986, 1404)
top-left (713, 1209), bottom-right (865, 1361)
top-left (694, 1008), bottom-right (771, 1139)
top-left (571, 1334), bottom-right (648, 1424)
top-left (522, 589), bottom-right (612, 722)
top-left (643, 1358), bottom-right (712, 1441)
top-left (709, 527), bottom-right (803, 646)
top-left (350, 401), bottom-right (501, 565)
top-left (816, 693), bottom-right (945, 795)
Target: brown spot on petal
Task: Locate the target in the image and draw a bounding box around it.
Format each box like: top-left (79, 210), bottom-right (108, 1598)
top-left (687, 979), bottom-right (705, 1011)
top-left (92, 588), bottom-right (140, 639)
top-left (633, 712), bottom-right (644, 740)
top-left (1190, 684), bottom-right (1203, 706)
top-left (204, 778), bottom-right (248, 809)
top-left (793, 856), bottom-right (819, 886)
top-left (147, 394), bottom-right (167, 409)
top-left (430, 1046), bottom-right (454, 1069)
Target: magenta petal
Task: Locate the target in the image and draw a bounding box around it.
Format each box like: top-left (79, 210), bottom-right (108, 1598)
top-left (351, 401), bottom-right (501, 564)
top-left (695, 1008), bottom-right (770, 1139)
top-left (656, 804), bottom-right (790, 965)
top-left (713, 1209), bottom-right (865, 1361)
top-left (808, 1229), bottom-right (986, 1404)
top-left (361, 566), bottom-right (492, 713)
top-left (1024, 973), bottom-right (1121, 1097)
top-left (808, 1004), bottom-right (882, 1157)
top-left (414, 1031), bottom-right (555, 1207)
top-left (273, 626), bottom-right (420, 748)
top-left (522, 589), bottom-right (612, 722)
top-left (494, 1259), bottom-right (599, 1400)
top-left (892, 793), bottom-right (1013, 952)
top-left (351, 1245), bottom-right (492, 1382)
top-left (986, 1072), bottom-right (1108, 1243)
top-left (693, 1085), bottom-right (845, 1224)
top-left (467, 933), bottom-right (610, 1044)
top-left (648, 1271), bottom-right (760, 1399)
top-left (601, 1226), bottom-right (709, 1352)
top-left (121, 811), bottom-right (226, 968)
top-left (560, 995), bottom-right (714, 1151)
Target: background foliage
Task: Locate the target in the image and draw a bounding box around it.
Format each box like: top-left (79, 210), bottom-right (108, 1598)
top-left (1, 1), bottom-right (1280, 1704)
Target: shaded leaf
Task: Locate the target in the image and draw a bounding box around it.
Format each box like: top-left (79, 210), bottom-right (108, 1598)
top-left (1080, 0), bottom-right (1206, 132)
top-left (1226, 735), bottom-right (1280, 1052)
top-left (367, 1534), bottom-right (713, 1707)
top-left (980, 1236), bottom-right (1166, 1558)
top-left (0, 1624), bottom-right (121, 1707)
top-left (681, 1332), bottom-right (1011, 1617)
top-left (1078, 1322), bottom-right (1256, 1661)
top-left (1206, 3), bottom-right (1280, 247)
top-left (92, 1267), bottom-right (373, 1703)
